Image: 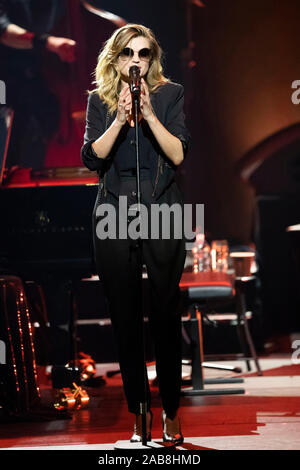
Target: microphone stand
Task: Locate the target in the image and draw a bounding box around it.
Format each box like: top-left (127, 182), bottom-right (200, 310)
top-left (115, 89), bottom-right (161, 451)
top-left (114, 76), bottom-right (167, 451)
top-left (133, 92), bottom-right (148, 447)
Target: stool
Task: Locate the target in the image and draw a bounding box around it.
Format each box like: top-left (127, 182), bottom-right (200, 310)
top-left (234, 276), bottom-right (262, 375)
top-left (179, 271), bottom-right (261, 396)
top-left (286, 224), bottom-right (300, 283)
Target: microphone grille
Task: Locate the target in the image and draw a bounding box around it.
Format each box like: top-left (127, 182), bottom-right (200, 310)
top-left (129, 65), bottom-right (140, 77)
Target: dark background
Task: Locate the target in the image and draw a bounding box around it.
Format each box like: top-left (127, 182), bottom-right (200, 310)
top-left (92, 0), bottom-right (300, 244)
top-left (2, 0), bottom-right (300, 342)
top-left (88, 0), bottom-right (300, 336)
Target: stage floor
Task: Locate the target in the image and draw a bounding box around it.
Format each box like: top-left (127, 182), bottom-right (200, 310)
top-left (0, 355), bottom-right (300, 451)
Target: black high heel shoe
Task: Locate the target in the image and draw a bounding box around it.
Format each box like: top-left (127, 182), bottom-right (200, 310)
top-left (130, 410), bottom-right (153, 443)
top-left (162, 410), bottom-right (184, 446)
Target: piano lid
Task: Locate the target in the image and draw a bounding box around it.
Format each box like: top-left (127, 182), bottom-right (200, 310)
top-left (1, 166), bottom-right (98, 188)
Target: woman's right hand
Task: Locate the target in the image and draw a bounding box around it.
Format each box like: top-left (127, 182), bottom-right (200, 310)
top-left (116, 85), bottom-right (132, 126)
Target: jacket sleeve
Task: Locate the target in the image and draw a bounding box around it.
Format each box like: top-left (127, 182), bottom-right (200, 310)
top-left (165, 84), bottom-right (191, 158)
top-left (81, 92), bottom-right (108, 172)
top-left (0, 0), bottom-right (10, 38)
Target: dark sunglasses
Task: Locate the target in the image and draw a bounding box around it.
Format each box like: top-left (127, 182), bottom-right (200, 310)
top-left (119, 47), bottom-right (151, 61)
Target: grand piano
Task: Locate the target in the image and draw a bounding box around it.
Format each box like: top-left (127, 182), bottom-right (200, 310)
top-left (0, 0), bottom-right (127, 279)
top-left (0, 1), bottom-right (126, 416)
top-left (0, 167), bottom-right (99, 280)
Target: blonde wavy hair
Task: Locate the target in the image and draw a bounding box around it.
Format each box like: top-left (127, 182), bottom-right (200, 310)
top-left (90, 24), bottom-right (169, 114)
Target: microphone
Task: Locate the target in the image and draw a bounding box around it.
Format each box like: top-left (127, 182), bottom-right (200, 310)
top-left (129, 66), bottom-right (141, 98)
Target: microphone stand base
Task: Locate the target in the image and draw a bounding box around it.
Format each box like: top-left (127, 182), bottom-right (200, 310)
top-left (113, 440), bottom-right (173, 451)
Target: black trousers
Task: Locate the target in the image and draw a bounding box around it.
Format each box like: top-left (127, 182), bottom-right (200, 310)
top-left (93, 177), bottom-right (186, 417)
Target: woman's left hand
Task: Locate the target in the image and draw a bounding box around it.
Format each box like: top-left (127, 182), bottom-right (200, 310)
top-left (140, 78), bottom-right (155, 122)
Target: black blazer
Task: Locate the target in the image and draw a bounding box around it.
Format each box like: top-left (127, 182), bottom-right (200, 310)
top-left (81, 81), bottom-right (190, 201)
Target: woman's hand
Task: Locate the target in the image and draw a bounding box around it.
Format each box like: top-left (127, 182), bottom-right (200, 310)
top-left (116, 85), bottom-right (132, 126)
top-left (140, 79), bottom-right (155, 122)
